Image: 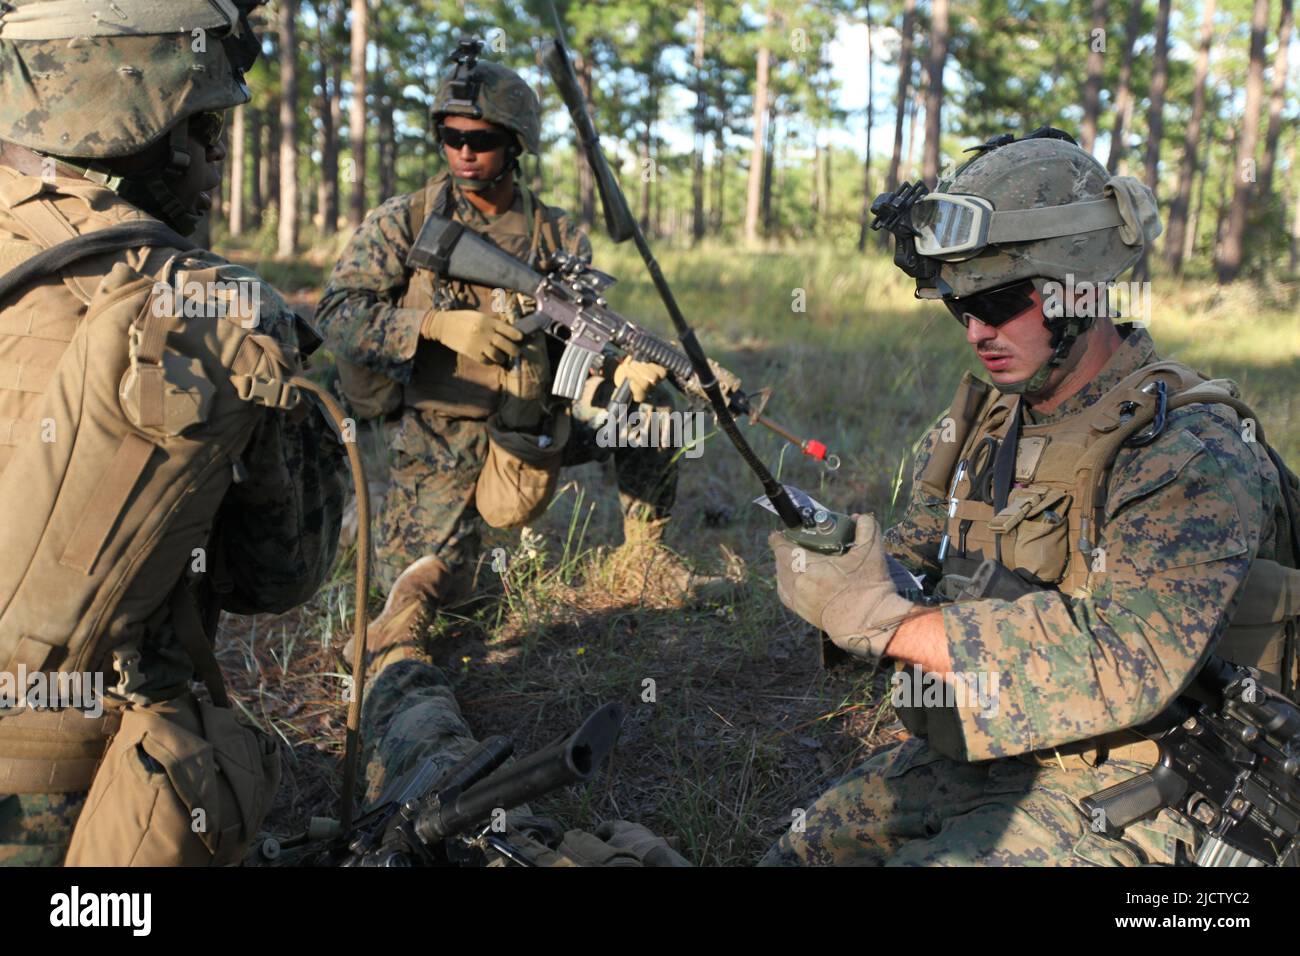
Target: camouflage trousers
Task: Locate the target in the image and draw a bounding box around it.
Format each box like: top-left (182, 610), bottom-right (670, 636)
top-left (759, 736), bottom-right (1197, 866)
top-left (374, 380), bottom-right (681, 592)
top-left (0, 658), bottom-right (474, 866)
top-left (358, 657), bottom-right (479, 809)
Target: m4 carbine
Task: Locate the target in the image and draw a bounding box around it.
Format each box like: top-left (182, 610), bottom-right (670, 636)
top-left (1082, 658), bottom-right (1300, 867)
top-left (405, 213), bottom-right (833, 466)
top-left (335, 702), bottom-right (623, 867)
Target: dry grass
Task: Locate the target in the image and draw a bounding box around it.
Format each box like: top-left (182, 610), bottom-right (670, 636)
top-left (215, 236), bottom-right (1300, 865)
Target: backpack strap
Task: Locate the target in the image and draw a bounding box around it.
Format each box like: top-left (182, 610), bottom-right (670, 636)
top-left (169, 583), bottom-right (231, 709)
top-left (0, 221), bottom-right (192, 306)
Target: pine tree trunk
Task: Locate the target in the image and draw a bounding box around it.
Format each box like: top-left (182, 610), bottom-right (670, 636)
top-left (1106, 0), bottom-right (1143, 173)
top-left (229, 104), bottom-right (246, 237)
top-left (905, 74), bottom-right (923, 181)
top-left (884, 0), bottom-right (915, 198)
top-left (691, 0), bottom-right (707, 245)
top-left (858, 3), bottom-right (875, 252)
top-left (761, 99), bottom-right (776, 235)
top-left (1144, 0), bottom-right (1170, 191)
top-left (1164, 0), bottom-right (1216, 275)
top-left (1257, 0), bottom-right (1294, 201)
top-left (712, 85), bottom-right (725, 235)
top-left (266, 95), bottom-right (281, 215)
top-left (1080, 0), bottom-right (1108, 154)
top-left (639, 118), bottom-right (652, 231)
top-left (921, 0), bottom-right (949, 187)
top-left (348, 0), bottom-right (369, 228)
top-left (773, 112), bottom-right (786, 236)
top-left (744, 34), bottom-right (770, 246)
top-left (1187, 109), bottom-right (1216, 264)
top-left (277, 0), bottom-right (299, 257)
top-left (316, 0), bottom-right (340, 236)
top-left (378, 84), bottom-right (396, 201)
top-left (248, 106), bottom-right (263, 227)
top-left (1217, 0), bottom-right (1270, 282)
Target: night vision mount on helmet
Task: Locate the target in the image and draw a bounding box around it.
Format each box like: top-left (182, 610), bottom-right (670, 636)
top-left (871, 127), bottom-right (1162, 394)
top-left (431, 37), bottom-right (542, 194)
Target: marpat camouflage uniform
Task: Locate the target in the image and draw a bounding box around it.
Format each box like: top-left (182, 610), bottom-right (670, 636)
top-left (763, 325), bottom-right (1287, 866)
top-left (316, 172), bottom-right (678, 592)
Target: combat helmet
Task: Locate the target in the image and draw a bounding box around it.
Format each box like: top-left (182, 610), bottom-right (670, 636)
top-left (872, 128), bottom-right (1162, 393)
top-left (0, 0), bottom-right (264, 233)
top-left (432, 38), bottom-right (540, 191)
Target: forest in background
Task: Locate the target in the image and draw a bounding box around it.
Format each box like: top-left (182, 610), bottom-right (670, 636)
top-left (207, 0), bottom-right (1298, 285)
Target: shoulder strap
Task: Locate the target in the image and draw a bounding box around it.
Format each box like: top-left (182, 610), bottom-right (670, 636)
top-left (0, 221), bottom-right (191, 306)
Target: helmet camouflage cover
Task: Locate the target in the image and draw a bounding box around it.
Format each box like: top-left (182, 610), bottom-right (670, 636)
top-left (0, 0), bottom-right (260, 159)
top-left (933, 137), bottom-right (1160, 299)
top-left (433, 59), bottom-right (541, 155)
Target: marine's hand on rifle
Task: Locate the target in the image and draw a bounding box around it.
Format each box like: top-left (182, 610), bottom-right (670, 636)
top-left (613, 356), bottom-right (667, 403)
top-left (681, 357), bottom-right (742, 407)
top-left (420, 308), bottom-right (524, 367)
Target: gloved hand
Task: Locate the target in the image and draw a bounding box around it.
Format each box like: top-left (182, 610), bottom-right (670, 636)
top-left (593, 820), bottom-right (692, 867)
top-left (420, 309), bottom-right (524, 367)
top-left (682, 357), bottom-right (742, 405)
top-left (769, 513), bottom-right (917, 660)
top-left (613, 357), bottom-right (668, 403)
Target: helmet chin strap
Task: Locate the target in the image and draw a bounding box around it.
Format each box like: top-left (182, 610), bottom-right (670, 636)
top-left (999, 314), bottom-right (1092, 396)
top-left (58, 125), bottom-right (205, 235)
top-left (451, 154), bottom-right (518, 194)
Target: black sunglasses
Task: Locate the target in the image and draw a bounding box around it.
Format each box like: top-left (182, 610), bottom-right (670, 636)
top-left (438, 125), bottom-right (513, 153)
top-left (943, 279), bottom-right (1039, 328)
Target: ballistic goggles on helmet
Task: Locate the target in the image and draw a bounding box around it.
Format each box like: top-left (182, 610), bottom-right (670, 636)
top-left (910, 191), bottom-right (1126, 261)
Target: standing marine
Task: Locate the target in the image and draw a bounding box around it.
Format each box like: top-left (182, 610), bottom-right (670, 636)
top-left (764, 128), bottom-right (1300, 866)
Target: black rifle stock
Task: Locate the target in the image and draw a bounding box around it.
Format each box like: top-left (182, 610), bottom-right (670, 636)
top-left (338, 702), bottom-right (623, 867)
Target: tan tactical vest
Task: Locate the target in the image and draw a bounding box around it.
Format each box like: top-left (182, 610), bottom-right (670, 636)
top-left (0, 167), bottom-right (302, 793)
top-left (919, 362), bottom-right (1300, 694)
top-left (398, 173), bottom-right (565, 421)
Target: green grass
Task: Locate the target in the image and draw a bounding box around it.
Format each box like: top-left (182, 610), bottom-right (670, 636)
top-left (220, 236), bottom-right (1300, 866)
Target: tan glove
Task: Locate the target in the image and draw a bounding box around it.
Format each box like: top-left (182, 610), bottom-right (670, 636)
top-left (613, 357), bottom-right (668, 403)
top-left (420, 309), bottom-right (524, 367)
top-left (593, 820), bottom-right (692, 867)
top-left (682, 357), bottom-right (742, 405)
top-left (769, 514), bottom-right (917, 660)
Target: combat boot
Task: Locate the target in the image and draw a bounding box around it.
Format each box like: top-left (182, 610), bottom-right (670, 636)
top-left (344, 556), bottom-right (461, 676)
top-left (611, 516), bottom-right (739, 605)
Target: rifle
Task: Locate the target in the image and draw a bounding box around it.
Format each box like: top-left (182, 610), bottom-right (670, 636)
top-left (407, 216), bottom-right (805, 437)
top-left (535, 2), bottom-right (838, 538)
top-left (331, 702), bottom-right (623, 867)
top-left (1082, 658), bottom-right (1300, 867)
